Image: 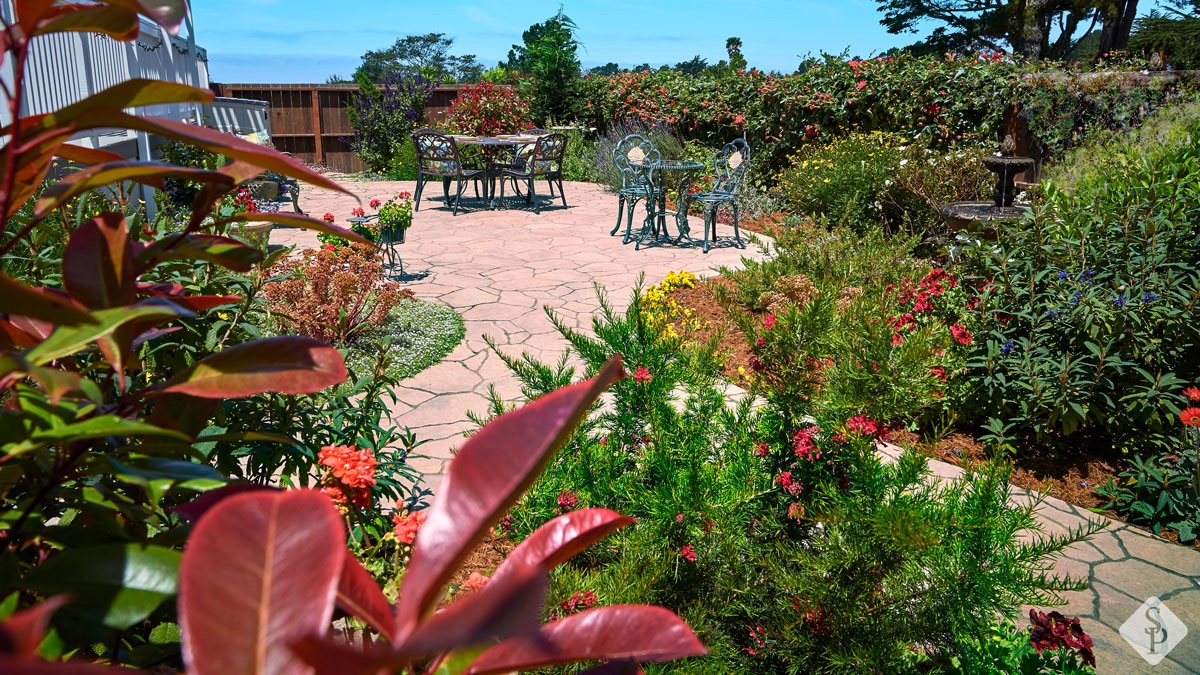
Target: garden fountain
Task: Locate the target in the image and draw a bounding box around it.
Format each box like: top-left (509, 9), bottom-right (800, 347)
top-left (939, 134), bottom-right (1035, 237)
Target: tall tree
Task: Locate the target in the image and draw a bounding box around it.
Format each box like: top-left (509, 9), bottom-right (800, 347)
top-left (588, 62), bottom-right (621, 76)
top-left (512, 9), bottom-right (584, 124)
top-left (354, 33), bottom-right (483, 83)
top-left (876, 0), bottom-right (1132, 60)
top-left (674, 55), bottom-right (709, 75)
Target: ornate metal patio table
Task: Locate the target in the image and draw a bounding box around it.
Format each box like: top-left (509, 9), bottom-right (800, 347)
top-left (453, 135), bottom-right (525, 209)
top-left (630, 159), bottom-right (705, 250)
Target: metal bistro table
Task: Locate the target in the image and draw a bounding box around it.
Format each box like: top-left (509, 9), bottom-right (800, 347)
top-left (629, 159), bottom-right (705, 250)
top-left (451, 135), bottom-right (531, 210)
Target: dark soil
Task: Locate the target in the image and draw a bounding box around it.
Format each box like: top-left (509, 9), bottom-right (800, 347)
top-left (437, 530), bottom-right (515, 608)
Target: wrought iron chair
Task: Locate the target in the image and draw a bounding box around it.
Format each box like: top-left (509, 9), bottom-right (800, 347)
top-left (685, 138), bottom-right (750, 253)
top-left (505, 128), bottom-right (553, 197)
top-left (411, 128), bottom-right (486, 216)
top-left (609, 134), bottom-right (661, 243)
top-left (498, 132), bottom-right (567, 213)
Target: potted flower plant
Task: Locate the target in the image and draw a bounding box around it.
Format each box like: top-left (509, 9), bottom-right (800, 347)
top-left (376, 191), bottom-right (414, 244)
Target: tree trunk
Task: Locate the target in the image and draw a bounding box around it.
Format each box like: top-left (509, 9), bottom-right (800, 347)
top-left (1097, 0), bottom-right (1139, 57)
top-left (1018, 0), bottom-right (1051, 60)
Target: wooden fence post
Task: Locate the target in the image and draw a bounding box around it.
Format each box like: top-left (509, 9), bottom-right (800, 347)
top-left (311, 88), bottom-right (323, 166)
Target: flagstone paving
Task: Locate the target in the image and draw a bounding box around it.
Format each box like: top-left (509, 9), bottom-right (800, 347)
top-left (274, 177), bottom-right (1199, 674)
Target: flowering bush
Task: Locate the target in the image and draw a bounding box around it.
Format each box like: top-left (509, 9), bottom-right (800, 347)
top-left (318, 193), bottom-right (415, 248)
top-left (482, 288), bottom-right (1095, 672)
top-left (446, 81), bottom-right (532, 136)
top-left (262, 243), bottom-right (409, 345)
top-left (960, 109), bottom-right (1200, 453)
top-left (347, 73), bottom-right (436, 173)
top-left (641, 270), bottom-right (704, 340)
top-left (775, 131), bottom-right (993, 237)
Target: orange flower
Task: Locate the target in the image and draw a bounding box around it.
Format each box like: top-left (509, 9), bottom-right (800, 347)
top-left (1184, 386), bottom-right (1200, 402)
top-left (393, 510), bottom-right (427, 544)
top-left (1181, 407), bottom-right (1200, 427)
top-left (465, 572), bottom-right (490, 591)
top-left (318, 444), bottom-right (378, 488)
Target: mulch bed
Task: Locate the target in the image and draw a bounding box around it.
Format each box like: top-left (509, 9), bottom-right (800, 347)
top-left (664, 263), bottom-right (1198, 547)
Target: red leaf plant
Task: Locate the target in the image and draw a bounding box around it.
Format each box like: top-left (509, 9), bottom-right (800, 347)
top-left (170, 356), bottom-right (704, 675)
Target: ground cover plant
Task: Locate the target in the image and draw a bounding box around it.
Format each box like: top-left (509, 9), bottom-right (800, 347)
top-left (475, 285), bottom-right (1098, 674)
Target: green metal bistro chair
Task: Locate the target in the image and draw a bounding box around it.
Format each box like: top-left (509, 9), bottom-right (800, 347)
top-left (685, 138), bottom-right (750, 253)
top-left (411, 128), bottom-right (486, 216)
top-left (498, 132), bottom-right (567, 213)
top-left (610, 134), bottom-right (661, 243)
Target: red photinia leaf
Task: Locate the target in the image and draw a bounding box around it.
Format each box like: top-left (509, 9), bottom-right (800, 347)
top-left (489, 509), bottom-right (634, 588)
top-left (0, 320), bottom-right (40, 350)
top-left (136, 234), bottom-right (263, 273)
top-left (335, 549), bottom-right (395, 639)
top-left (179, 489), bottom-right (345, 675)
top-left (103, 0), bottom-right (187, 33)
top-left (32, 5), bottom-right (140, 39)
top-left (15, 0), bottom-right (56, 32)
top-left (168, 483), bottom-right (277, 524)
top-left (137, 283), bottom-right (241, 312)
top-left (0, 272), bottom-right (96, 326)
top-left (393, 357), bottom-right (624, 639)
top-left (0, 656), bottom-right (123, 674)
top-left (52, 143), bottom-right (127, 166)
top-left (465, 605), bottom-right (707, 675)
top-left (0, 595), bottom-right (69, 656)
top-left (31, 81), bottom-right (212, 135)
top-left (395, 567), bottom-right (547, 657)
top-left (160, 336), bottom-right (347, 398)
top-left (222, 212), bottom-right (369, 245)
top-left (289, 637), bottom-right (400, 675)
top-left (63, 212), bottom-right (137, 310)
top-left (145, 393), bottom-right (220, 437)
top-left (36, 161), bottom-right (236, 217)
top-left (53, 109), bottom-right (350, 196)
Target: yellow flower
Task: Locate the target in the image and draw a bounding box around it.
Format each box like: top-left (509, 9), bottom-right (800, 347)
top-left (217, 312), bottom-right (230, 320)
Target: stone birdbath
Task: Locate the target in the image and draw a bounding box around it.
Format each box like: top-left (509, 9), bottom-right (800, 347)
top-left (940, 135), bottom-right (1034, 238)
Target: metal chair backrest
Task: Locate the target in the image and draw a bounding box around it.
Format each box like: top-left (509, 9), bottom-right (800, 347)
top-left (711, 138), bottom-right (750, 194)
top-left (411, 128), bottom-right (462, 176)
top-left (612, 134), bottom-right (660, 190)
top-left (529, 133), bottom-right (567, 174)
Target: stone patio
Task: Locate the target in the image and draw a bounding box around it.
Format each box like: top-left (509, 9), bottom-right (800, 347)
top-left (273, 177), bottom-right (1199, 674)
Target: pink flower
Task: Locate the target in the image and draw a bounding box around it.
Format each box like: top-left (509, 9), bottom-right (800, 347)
top-left (762, 313), bottom-right (777, 330)
top-left (322, 212), bottom-right (335, 222)
top-left (845, 414), bottom-right (881, 437)
top-left (465, 572), bottom-right (490, 591)
top-left (633, 366), bottom-right (652, 384)
top-left (856, 80), bottom-right (867, 90)
top-left (734, 113), bottom-right (744, 125)
top-left (681, 544), bottom-right (697, 562)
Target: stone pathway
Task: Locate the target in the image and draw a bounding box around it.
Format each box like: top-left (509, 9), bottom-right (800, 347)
top-left (275, 177), bottom-right (1200, 674)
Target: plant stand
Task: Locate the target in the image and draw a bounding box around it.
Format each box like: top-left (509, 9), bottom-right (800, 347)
top-left (379, 226), bottom-right (405, 277)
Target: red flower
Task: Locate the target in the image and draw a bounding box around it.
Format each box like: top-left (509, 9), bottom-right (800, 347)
top-left (755, 337), bottom-right (766, 347)
top-left (557, 490), bottom-right (579, 511)
top-left (792, 427), bottom-right (821, 461)
top-left (369, 198), bottom-right (381, 209)
top-left (891, 333), bottom-right (904, 346)
top-left (1185, 386), bottom-right (1200, 402)
top-left (675, 513), bottom-right (685, 523)
top-left (804, 124), bottom-right (818, 138)
top-left (754, 442), bottom-right (769, 457)
top-left (856, 80), bottom-right (867, 90)
top-left (322, 212), bottom-right (335, 222)
top-left (734, 113), bottom-right (744, 125)
top-left (351, 207), bottom-right (365, 217)
top-left (950, 323), bottom-right (973, 345)
top-left (762, 313), bottom-right (777, 330)
top-left (845, 414), bottom-right (880, 437)
top-left (1181, 407), bottom-right (1200, 427)
top-left (681, 544), bottom-right (697, 562)
top-left (319, 444), bottom-right (377, 488)
top-left (776, 471), bottom-right (802, 496)
top-left (929, 365), bottom-right (946, 381)
top-left (633, 366), bottom-right (652, 384)
top-left (1028, 609), bottom-right (1095, 667)
top-left (392, 510), bottom-right (427, 544)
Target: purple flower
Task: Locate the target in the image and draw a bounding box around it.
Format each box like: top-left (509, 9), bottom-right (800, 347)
top-left (1113, 295), bottom-right (1127, 307)
top-left (1000, 340), bottom-right (1015, 354)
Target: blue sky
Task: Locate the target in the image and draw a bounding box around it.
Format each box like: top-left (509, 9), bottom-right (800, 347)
top-left (193, 0), bottom-right (919, 83)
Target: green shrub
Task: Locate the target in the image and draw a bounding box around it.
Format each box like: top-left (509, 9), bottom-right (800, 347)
top-left (775, 132), bottom-right (992, 237)
top-left (561, 127), bottom-right (601, 182)
top-left (952, 618), bottom-right (1097, 674)
top-left (960, 111), bottom-right (1200, 454)
top-left (482, 284), bottom-right (1095, 674)
top-left (387, 141), bottom-right (419, 180)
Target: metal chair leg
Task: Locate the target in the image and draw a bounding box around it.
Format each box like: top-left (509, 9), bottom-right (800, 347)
top-left (413, 178), bottom-right (425, 211)
top-left (733, 202), bottom-right (745, 248)
top-left (612, 196), bottom-right (625, 236)
top-left (558, 177), bottom-right (567, 207)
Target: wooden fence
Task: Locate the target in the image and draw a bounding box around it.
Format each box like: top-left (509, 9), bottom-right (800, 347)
top-left (209, 83), bottom-right (468, 173)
